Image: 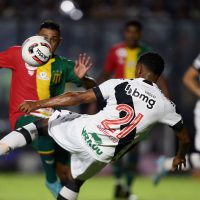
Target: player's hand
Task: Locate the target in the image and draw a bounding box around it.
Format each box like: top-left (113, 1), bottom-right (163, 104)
top-left (74, 53), bottom-right (93, 79)
top-left (172, 156), bottom-right (186, 171)
top-left (19, 100), bottom-right (39, 114)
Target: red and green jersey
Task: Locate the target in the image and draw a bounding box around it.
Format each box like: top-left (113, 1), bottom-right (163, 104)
top-left (0, 46), bottom-right (82, 129)
top-left (104, 42), bottom-right (151, 79)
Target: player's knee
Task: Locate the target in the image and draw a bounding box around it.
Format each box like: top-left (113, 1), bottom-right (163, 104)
top-left (16, 123), bottom-right (39, 144)
top-left (34, 118), bottom-right (49, 136)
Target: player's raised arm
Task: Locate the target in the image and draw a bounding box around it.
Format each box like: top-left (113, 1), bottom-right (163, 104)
top-left (74, 53), bottom-right (96, 89)
top-left (19, 89), bottom-right (97, 113)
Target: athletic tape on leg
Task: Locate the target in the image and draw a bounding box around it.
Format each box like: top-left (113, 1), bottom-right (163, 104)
top-left (22, 123), bottom-right (39, 140)
top-left (58, 186), bottom-right (78, 200)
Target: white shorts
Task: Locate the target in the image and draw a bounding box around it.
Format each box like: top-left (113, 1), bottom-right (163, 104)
top-left (48, 110), bottom-right (106, 180)
top-left (194, 100), bottom-right (200, 151)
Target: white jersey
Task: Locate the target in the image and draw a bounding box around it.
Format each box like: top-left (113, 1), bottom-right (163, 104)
top-left (49, 78), bottom-right (183, 163)
top-left (193, 54), bottom-right (200, 73)
top-left (192, 54), bottom-right (200, 151)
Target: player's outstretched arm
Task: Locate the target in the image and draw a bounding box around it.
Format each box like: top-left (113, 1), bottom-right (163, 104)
top-left (19, 89), bottom-right (97, 114)
top-left (172, 127), bottom-right (190, 171)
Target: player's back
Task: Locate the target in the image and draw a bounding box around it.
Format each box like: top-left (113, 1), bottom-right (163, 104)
top-left (89, 78), bottom-right (164, 138)
top-left (81, 78), bottom-right (181, 162)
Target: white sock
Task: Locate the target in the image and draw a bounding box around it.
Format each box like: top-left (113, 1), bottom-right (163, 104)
top-left (0, 123), bottom-right (38, 154)
top-left (115, 178), bottom-right (122, 186)
top-left (1, 131), bottom-right (27, 151)
top-left (163, 157), bottom-right (174, 171)
top-left (190, 153), bottom-right (200, 169)
top-left (58, 186), bottom-right (78, 200)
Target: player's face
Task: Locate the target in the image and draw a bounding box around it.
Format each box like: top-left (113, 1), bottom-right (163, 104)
top-left (124, 26), bottom-right (141, 48)
top-left (38, 28), bottom-right (61, 53)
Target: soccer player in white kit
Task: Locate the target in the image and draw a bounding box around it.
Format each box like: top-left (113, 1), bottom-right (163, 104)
top-left (0, 53), bottom-right (190, 200)
top-left (183, 54), bottom-right (200, 152)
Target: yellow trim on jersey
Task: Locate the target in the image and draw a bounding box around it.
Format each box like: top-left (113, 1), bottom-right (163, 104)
top-left (36, 58), bottom-right (55, 100)
top-left (124, 48), bottom-right (140, 79)
top-left (38, 150), bottom-right (55, 155)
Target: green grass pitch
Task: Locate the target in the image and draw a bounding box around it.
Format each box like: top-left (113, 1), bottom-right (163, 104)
top-left (0, 174), bottom-right (199, 200)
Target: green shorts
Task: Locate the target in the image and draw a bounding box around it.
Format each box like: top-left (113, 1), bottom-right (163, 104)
top-left (15, 115), bottom-right (70, 164)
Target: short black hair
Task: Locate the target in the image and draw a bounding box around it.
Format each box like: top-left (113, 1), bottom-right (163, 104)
top-left (39, 20), bottom-right (60, 34)
top-left (137, 53), bottom-right (165, 76)
top-left (124, 20), bottom-right (142, 31)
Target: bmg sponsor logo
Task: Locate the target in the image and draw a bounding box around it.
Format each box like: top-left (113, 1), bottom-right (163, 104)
top-left (125, 84), bottom-right (156, 109)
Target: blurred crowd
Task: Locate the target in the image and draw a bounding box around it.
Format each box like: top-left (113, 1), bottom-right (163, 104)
top-left (0, 0), bottom-right (200, 21)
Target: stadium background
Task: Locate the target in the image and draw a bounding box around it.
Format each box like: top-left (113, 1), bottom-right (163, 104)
top-left (0, 0), bottom-right (199, 199)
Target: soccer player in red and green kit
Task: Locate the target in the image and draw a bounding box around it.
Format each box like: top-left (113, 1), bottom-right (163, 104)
top-left (0, 20), bottom-right (96, 197)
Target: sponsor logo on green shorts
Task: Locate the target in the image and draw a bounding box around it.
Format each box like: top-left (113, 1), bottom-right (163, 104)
top-left (82, 128), bottom-right (103, 156)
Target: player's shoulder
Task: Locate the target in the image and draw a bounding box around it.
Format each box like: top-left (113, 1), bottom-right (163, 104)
top-left (54, 55), bottom-right (74, 66)
top-left (160, 92), bottom-right (178, 112)
top-left (138, 42), bottom-right (152, 53)
top-left (6, 45), bottom-right (21, 53)
top-left (102, 78), bottom-right (122, 85)
top-left (109, 42), bottom-right (126, 51)
top-left (100, 78), bottom-right (127, 89)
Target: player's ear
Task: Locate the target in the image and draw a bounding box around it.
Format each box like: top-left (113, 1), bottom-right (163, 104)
top-left (58, 37), bottom-right (63, 45)
top-left (135, 63), bottom-right (142, 78)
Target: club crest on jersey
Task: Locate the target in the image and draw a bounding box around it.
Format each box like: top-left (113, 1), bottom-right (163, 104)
top-left (116, 48), bottom-right (127, 64)
top-left (125, 84), bottom-right (156, 109)
top-left (82, 128), bottom-right (103, 156)
top-left (52, 71), bottom-right (62, 84)
top-left (37, 72), bottom-right (49, 80)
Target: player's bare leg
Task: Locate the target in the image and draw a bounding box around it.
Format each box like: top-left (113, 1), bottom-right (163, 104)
top-left (56, 162), bottom-right (72, 184)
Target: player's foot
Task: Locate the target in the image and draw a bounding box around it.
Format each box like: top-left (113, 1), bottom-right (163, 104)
top-left (128, 194), bottom-right (138, 200)
top-left (114, 184), bottom-right (124, 198)
top-left (46, 180), bottom-right (62, 198)
top-left (0, 143), bottom-right (11, 155)
top-left (153, 156), bottom-right (167, 186)
top-left (124, 190), bottom-right (138, 200)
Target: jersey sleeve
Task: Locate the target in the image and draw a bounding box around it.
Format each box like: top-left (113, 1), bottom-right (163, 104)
top-left (92, 79), bottom-right (116, 104)
top-left (64, 59), bottom-right (82, 86)
top-left (104, 47), bottom-right (116, 74)
top-left (0, 47), bottom-right (16, 70)
top-left (193, 54), bottom-right (200, 71)
top-left (159, 99), bottom-right (184, 131)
